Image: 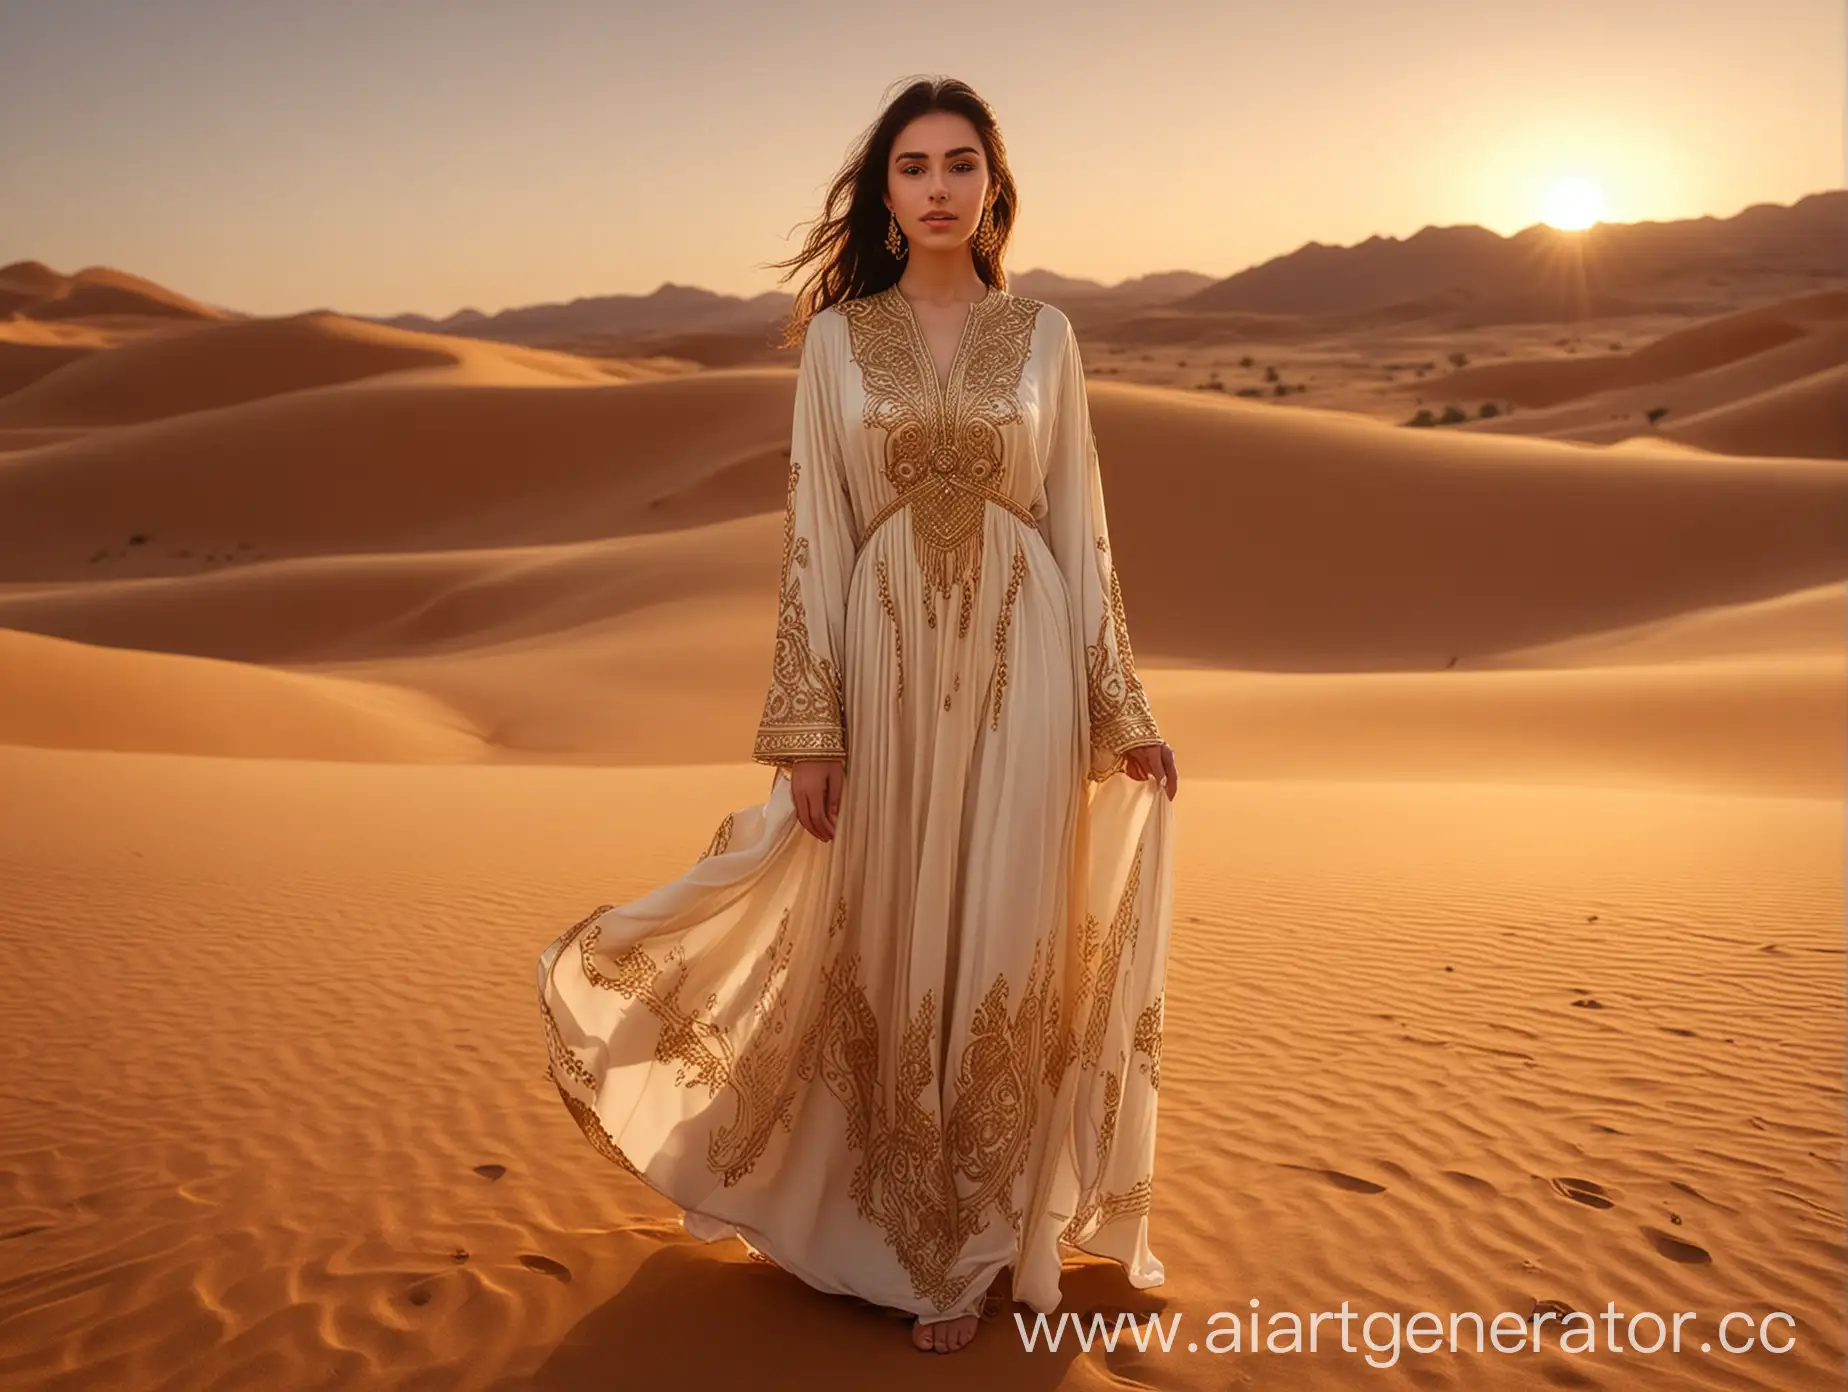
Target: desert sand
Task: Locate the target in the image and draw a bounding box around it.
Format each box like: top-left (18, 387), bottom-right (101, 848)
top-left (0, 261), bottom-right (1843, 1390)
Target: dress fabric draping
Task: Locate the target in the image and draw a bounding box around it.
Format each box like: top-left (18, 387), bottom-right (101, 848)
top-left (536, 283), bottom-right (1176, 1325)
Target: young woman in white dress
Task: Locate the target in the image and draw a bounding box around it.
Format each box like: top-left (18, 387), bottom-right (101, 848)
top-left (537, 76), bottom-right (1180, 1355)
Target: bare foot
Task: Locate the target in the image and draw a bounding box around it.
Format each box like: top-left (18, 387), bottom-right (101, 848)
top-left (911, 1312), bottom-right (979, 1353)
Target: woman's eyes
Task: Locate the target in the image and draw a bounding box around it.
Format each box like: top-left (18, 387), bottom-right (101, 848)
top-left (901, 162), bottom-right (976, 175)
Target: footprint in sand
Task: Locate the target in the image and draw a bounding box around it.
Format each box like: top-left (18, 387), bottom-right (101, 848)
top-left (520, 1254), bottom-right (573, 1282)
top-left (1280, 1163), bottom-right (1386, 1194)
top-left (1440, 1170), bottom-right (1499, 1196)
top-left (473, 1164), bottom-right (506, 1181)
top-left (406, 1282), bottom-right (435, 1307)
top-left (1549, 1176), bottom-right (1615, 1209)
top-left (1569, 997), bottom-right (1604, 1010)
top-left (1641, 1226), bottom-right (1710, 1263)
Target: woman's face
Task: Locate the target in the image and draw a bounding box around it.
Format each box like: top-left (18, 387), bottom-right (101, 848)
top-left (883, 111), bottom-right (990, 254)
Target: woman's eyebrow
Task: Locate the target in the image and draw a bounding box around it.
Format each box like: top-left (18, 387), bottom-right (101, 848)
top-left (893, 146), bottom-right (981, 161)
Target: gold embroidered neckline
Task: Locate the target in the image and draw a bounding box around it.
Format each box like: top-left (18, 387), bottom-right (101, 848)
top-left (887, 283), bottom-right (997, 407)
top-left (838, 285), bottom-right (1041, 602)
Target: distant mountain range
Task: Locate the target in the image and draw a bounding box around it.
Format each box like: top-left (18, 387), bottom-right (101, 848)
top-left (347, 269), bottom-right (1215, 361)
top-left (1173, 188), bottom-right (1848, 331)
top-left (362, 190), bottom-right (1845, 354)
top-left (5, 191), bottom-right (1841, 361)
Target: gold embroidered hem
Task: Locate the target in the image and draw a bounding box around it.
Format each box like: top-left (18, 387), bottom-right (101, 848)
top-left (537, 771), bottom-right (1173, 1322)
top-left (697, 812), bottom-right (736, 860)
top-left (538, 286), bottom-right (1175, 1324)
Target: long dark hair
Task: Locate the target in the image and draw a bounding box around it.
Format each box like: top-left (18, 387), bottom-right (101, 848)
top-left (762, 77), bottom-right (1019, 350)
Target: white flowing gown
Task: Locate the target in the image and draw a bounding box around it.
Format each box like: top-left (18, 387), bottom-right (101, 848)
top-left (537, 283), bottom-right (1175, 1326)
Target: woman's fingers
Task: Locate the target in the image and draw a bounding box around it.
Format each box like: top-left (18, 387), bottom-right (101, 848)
top-left (1121, 745), bottom-right (1176, 797)
top-left (788, 761), bottom-right (845, 840)
top-left (805, 779), bottom-right (834, 841)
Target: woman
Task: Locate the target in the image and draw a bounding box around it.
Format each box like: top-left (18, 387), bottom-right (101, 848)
top-left (536, 76), bottom-right (1179, 1355)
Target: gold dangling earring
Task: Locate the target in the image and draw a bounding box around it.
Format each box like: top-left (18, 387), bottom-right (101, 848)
top-left (885, 209), bottom-right (907, 260)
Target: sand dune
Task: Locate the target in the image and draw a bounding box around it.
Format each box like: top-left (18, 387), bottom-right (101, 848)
top-left (1482, 313), bottom-right (1848, 426)
top-left (0, 336), bottom-right (94, 399)
top-left (0, 426), bottom-right (92, 456)
top-left (0, 309), bottom-right (691, 430)
top-left (0, 312), bottom-right (455, 428)
top-left (1071, 387), bottom-right (1848, 669)
top-left (0, 305), bottom-right (1841, 791)
top-left (3, 348), bottom-right (1843, 662)
top-left (3, 583), bottom-right (1834, 796)
top-left (1442, 295), bottom-right (1848, 457)
top-left (0, 259), bottom-right (229, 322)
top-left (1024, 286), bottom-right (1848, 464)
top-left (1486, 581), bottom-right (1843, 665)
top-left (1666, 360), bottom-right (1848, 461)
top-left (0, 524), bottom-right (770, 663)
top-left (0, 625), bottom-right (483, 760)
top-left (1, 267), bottom-right (1843, 1389)
top-left (0, 369), bottom-right (795, 578)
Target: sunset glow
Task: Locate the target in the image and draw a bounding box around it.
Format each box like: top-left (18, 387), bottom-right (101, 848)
top-left (1543, 178), bottom-right (1607, 230)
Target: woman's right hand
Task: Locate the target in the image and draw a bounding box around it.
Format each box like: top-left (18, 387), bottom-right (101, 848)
top-left (790, 759), bottom-right (845, 841)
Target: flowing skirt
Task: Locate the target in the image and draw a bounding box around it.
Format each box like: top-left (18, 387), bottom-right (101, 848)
top-left (536, 510), bottom-right (1174, 1323)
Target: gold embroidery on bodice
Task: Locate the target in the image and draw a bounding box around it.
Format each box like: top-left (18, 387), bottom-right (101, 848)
top-left (837, 285), bottom-right (1042, 607)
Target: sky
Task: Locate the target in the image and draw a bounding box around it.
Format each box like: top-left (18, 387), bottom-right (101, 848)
top-left (1, 0), bottom-right (1842, 320)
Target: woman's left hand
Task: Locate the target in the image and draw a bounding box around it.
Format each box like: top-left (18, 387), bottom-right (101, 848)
top-left (1124, 742), bottom-right (1178, 800)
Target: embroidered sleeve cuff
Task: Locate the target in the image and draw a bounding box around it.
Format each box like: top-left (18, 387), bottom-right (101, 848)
top-left (751, 726), bottom-right (849, 766)
top-left (1088, 711), bottom-right (1164, 779)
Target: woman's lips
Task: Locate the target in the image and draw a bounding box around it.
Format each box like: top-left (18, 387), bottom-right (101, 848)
top-left (922, 215), bottom-right (956, 225)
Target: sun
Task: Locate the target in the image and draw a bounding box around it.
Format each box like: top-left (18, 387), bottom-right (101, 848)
top-left (1543, 178), bottom-right (1606, 231)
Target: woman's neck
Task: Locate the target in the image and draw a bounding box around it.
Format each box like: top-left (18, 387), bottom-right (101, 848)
top-left (895, 252), bottom-right (987, 306)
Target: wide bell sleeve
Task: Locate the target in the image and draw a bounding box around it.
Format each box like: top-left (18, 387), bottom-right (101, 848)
top-left (751, 307), bottom-right (855, 770)
top-left (1042, 313), bottom-right (1165, 781)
